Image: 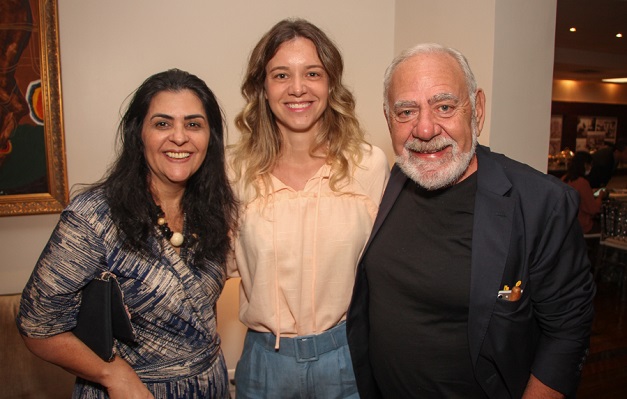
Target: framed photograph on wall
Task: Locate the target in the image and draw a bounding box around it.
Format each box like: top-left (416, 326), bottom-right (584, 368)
top-left (0, 0), bottom-right (68, 216)
top-left (576, 116), bottom-right (594, 138)
top-left (576, 115), bottom-right (610, 152)
top-left (595, 116), bottom-right (618, 143)
top-left (549, 115), bottom-right (563, 155)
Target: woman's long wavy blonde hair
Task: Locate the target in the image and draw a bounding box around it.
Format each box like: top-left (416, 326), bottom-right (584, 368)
top-left (229, 18), bottom-right (368, 197)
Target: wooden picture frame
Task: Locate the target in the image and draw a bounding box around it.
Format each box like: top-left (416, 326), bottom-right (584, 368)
top-left (0, 0), bottom-right (68, 216)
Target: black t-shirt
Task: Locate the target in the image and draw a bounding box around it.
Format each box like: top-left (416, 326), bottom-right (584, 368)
top-left (365, 172), bottom-right (487, 398)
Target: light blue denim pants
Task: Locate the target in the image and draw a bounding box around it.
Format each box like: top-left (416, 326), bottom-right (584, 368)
top-left (235, 321), bottom-right (359, 398)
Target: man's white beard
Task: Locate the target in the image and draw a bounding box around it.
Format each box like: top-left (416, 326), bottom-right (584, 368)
top-left (395, 122), bottom-right (478, 191)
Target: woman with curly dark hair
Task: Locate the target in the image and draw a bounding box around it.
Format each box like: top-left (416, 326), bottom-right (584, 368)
top-left (18, 69), bottom-right (237, 398)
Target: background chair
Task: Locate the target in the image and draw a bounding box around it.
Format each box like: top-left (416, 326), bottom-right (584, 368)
top-left (594, 200), bottom-right (627, 301)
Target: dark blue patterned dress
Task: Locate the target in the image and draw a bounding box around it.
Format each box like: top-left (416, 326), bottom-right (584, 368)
top-left (17, 189), bottom-right (229, 398)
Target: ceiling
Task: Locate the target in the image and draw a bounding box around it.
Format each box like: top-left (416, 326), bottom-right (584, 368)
top-left (553, 0), bottom-right (627, 81)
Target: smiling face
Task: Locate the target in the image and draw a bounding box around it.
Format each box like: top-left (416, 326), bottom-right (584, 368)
top-left (264, 37), bottom-right (329, 138)
top-left (386, 52), bottom-right (485, 190)
top-left (142, 89), bottom-right (210, 193)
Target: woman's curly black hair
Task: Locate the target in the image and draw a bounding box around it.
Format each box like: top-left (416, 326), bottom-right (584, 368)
top-left (94, 69), bottom-right (237, 266)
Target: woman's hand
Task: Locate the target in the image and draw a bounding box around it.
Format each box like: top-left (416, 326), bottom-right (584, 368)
top-left (22, 332), bottom-right (153, 398)
top-left (104, 356), bottom-right (154, 399)
top-left (598, 188), bottom-right (610, 200)
top-left (594, 188), bottom-right (609, 200)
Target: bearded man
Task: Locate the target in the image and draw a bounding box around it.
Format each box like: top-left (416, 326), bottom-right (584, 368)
top-left (347, 43), bottom-right (595, 399)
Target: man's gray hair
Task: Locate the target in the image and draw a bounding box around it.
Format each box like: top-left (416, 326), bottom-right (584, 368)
top-left (383, 43), bottom-right (478, 117)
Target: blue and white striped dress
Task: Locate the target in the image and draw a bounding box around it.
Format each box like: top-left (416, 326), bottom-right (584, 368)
top-left (17, 188), bottom-right (229, 398)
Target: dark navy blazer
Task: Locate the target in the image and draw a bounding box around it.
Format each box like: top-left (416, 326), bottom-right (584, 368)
top-left (347, 145), bottom-right (595, 398)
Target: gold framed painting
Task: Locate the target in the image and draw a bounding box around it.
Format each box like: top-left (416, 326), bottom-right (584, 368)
top-left (0, 0), bottom-right (68, 216)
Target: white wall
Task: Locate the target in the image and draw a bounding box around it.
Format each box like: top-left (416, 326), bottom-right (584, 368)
top-left (490, 0), bottom-right (557, 172)
top-left (0, 0), bottom-right (557, 374)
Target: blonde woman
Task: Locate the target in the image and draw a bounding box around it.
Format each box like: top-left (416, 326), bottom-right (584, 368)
top-left (228, 18), bottom-right (389, 399)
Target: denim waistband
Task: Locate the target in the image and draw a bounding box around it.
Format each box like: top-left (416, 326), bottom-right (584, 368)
top-left (248, 322), bottom-right (348, 363)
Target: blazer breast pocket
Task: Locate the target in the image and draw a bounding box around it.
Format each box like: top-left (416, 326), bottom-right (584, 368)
top-left (493, 289), bottom-right (532, 325)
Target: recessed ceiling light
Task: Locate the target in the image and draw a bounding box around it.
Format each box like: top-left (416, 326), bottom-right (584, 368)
top-left (602, 77), bottom-right (627, 83)
top-left (617, 33), bottom-right (623, 38)
top-left (569, 27), bottom-right (576, 32)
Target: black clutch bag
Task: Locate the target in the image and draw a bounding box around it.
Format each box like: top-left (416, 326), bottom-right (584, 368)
top-left (73, 271), bottom-right (136, 362)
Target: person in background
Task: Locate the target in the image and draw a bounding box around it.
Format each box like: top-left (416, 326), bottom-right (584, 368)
top-left (347, 43), bottom-right (595, 398)
top-left (586, 139), bottom-right (627, 188)
top-left (227, 18), bottom-right (389, 399)
top-left (563, 151), bottom-right (608, 234)
top-left (17, 69), bottom-right (237, 398)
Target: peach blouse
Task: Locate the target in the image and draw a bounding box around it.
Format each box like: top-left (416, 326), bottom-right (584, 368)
top-left (228, 145), bottom-right (389, 345)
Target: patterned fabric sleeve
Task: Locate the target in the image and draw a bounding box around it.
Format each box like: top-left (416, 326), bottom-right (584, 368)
top-left (17, 204), bottom-right (109, 338)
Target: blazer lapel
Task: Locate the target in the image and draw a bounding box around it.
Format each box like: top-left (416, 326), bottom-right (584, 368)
top-left (467, 146), bottom-right (516, 366)
top-left (359, 149), bottom-right (515, 368)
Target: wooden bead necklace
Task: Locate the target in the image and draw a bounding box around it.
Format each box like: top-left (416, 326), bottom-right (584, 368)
top-left (155, 205), bottom-right (186, 247)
